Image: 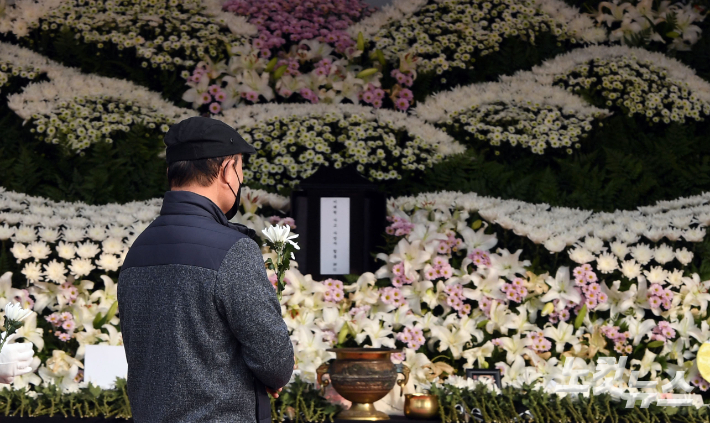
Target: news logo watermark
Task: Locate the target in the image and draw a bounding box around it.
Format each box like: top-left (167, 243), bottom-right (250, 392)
top-left (548, 356), bottom-right (705, 408)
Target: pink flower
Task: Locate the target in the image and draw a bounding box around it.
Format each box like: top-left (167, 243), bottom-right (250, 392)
top-left (208, 85), bottom-right (221, 95)
top-left (399, 89), bottom-right (413, 101)
top-left (57, 332), bottom-right (72, 342)
top-left (245, 92), bottom-right (259, 102)
top-left (395, 98), bottom-right (410, 111)
top-left (200, 92), bottom-right (212, 104)
top-left (62, 320), bottom-right (76, 331)
top-left (209, 102), bottom-right (222, 114)
top-left (214, 91), bottom-right (227, 102)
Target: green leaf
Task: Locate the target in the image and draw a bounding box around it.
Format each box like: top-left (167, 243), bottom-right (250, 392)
top-left (471, 219), bottom-right (482, 230)
top-left (574, 304), bottom-right (587, 330)
top-left (666, 31), bottom-right (681, 38)
top-left (477, 320), bottom-right (489, 329)
top-left (647, 340), bottom-right (664, 348)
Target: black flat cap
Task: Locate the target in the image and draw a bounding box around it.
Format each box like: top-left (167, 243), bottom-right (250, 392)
top-left (164, 116), bottom-right (256, 164)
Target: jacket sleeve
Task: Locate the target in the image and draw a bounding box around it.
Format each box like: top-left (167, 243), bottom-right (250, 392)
top-left (215, 236), bottom-right (294, 390)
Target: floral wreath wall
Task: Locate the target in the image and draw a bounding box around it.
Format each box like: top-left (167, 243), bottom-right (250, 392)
top-left (0, 0), bottom-right (710, 419)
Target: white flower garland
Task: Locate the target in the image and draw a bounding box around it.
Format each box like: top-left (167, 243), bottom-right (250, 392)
top-left (219, 103), bottom-right (466, 189)
top-left (506, 45), bottom-right (710, 124)
top-left (414, 80), bottom-right (610, 154)
top-left (1, 42), bottom-right (197, 152)
top-left (0, 0), bottom-right (255, 71)
top-left (388, 190), bottom-right (710, 253)
top-left (347, 0), bottom-right (606, 75)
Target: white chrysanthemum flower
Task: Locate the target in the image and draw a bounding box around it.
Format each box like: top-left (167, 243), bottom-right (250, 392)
top-left (653, 244), bottom-right (675, 265)
top-left (54, 241), bottom-right (76, 261)
top-left (69, 258), bottom-right (95, 278)
top-left (0, 223), bottom-right (16, 240)
top-left (13, 225), bottom-right (37, 243)
top-left (619, 260), bottom-right (642, 280)
top-left (38, 227), bottom-right (60, 243)
top-left (595, 253), bottom-right (618, 274)
top-left (675, 247), bottom-right (694, 266)
top-left (101, 238), bottom-right (124, 255)
top-left (568, 246), bottom-right (594, 264)
top-left (9, 243), bottom-right (31, 262)
top-left (644, 266), bottom-right (669, 285)
top-left (609, 241), bottom-right (629, 259)
top-left (43, 259), bottom-right (67, 284)
top-left (96, 254), bottom-right (120, 272)
top-left (28, 241), bottom-right (51, 261)
top-left (62, 227), bottom-right (85, 243)
top-left (4, 301), bottom-right (33, 322)
top-left (75, 241), bottom-right (100, 259)
top-left (630, 243), bottom-right (654, 265)
top-left (21, 261), bottom-right (43, 283)
top-left (86, 226), bottom-right (107, 242)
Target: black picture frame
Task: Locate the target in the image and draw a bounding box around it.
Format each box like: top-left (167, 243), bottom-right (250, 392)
top-left (465, 369), bottom-right (502, 389)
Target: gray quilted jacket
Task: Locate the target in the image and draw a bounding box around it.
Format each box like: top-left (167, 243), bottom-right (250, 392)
top-left (117, 191), bottom-right (294, 423)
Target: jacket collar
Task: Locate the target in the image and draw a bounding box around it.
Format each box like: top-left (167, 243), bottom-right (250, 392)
top-left (160, 191), bottom-right (257, 239)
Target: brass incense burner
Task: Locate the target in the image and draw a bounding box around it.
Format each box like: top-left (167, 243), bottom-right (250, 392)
top-left (317, 348), bottom-right (410, 421)
top-left (404, 393), bottom-right (439, 419)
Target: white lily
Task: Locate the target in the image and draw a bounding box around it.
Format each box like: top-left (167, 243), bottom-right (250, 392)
top-left (429, 324), bottom-right (470, 359)
top-left (462, 341), bottom-right (494, 369)
top-left (543, 321), bottom-right (580, 353)
top-left (622, 316), bottom-right (656, 346)
top-left (540, 267), bottom-right (582, 311)
top-left (630, 350), bottom-right (661, 379)
top-left (670, 310), bottom-right (704, 348)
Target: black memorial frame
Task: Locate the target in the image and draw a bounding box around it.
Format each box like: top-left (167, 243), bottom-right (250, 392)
top-left (465, 369), bottom-right (502, 389)
top-left (290, 165), bottom-right (386, 281)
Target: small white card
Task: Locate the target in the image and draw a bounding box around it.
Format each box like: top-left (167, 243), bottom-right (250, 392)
top-left (83, 345), bottom-right (128, 389)
top-left (320, 197), bottom-right (350, 275)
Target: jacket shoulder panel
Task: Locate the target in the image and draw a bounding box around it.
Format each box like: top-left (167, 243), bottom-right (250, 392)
top-left (122, 214), bottom-right (249, 271)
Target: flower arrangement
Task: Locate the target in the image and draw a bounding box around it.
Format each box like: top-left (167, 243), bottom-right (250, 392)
top-left (222, 0), bottom-right (376, 54)
top-left (349, 0), bottom-right (605, 77)
top-left (217, 103), bottom-right (465, 190)
top-left (0, 0), bottom-right (256, 72)
top-left (507, 45), bottom-right (710, 125)
top-left (592, 0), bottom-right (706, 51)
top-left (414, 80), bottom-right (610, 155)
top-left (1, 42), bottom-right (196, 152)
top-left (0, 302), bottom-right (33, 352)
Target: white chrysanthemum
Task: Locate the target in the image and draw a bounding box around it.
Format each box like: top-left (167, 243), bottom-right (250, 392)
top-left (595, 253), bottom-right (618, 274)
top-left (630, 243), bottom-right (654, 265)
top-left (13, 225), bottom-right (37, 243)
top-left (21, 261), bottom-right (43, 283)
top-left (653, 244), bottom-right (675, 265)
top-left (86, 226), bottom-right (107, 242)
top-left (38, 227), bottom-right (60, 243)
top-left (644, 266), bottom-right (669, 285)
top-left (62, 228), bottom-right (85, 243)
top-left (0, 223), bottom-right (15, 240)
top-left (9, 243), bottom-right (31, 262)
top-left (101, 238), bottom-right (124, 255)
top-left (619, 260), bottom-right (642, 280)
top-left (28, 241), bottom-right (51, 261)
top-left (96, 254), bottom-right (120, 272)
top-left (675, 248), bottom-right (694, 266)
top-left (568, 246), bottom-right (594, 264)
top-left (55, 241), bottom-right (76, 261)
top-left (69, 258), bottom-right (95, 278)
top-left (43, 259), bottom-right (67, 284)
top-left (75, 241), bottom-right (100, 260)
top-left (609, 241), bottom-right (629, 259)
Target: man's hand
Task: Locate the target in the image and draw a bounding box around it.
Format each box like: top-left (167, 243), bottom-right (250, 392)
top-left (266, 387), bottom-right (282, 398)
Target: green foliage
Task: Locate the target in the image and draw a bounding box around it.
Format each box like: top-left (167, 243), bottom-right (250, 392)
top-left (430, 383), bottom-right (710, 423)
top-left (390, 116), bottom-right (710, 212)
top-left (0, 378), bottom-right (131, 418)
top-left (271, 375), bottom-right (341, 423)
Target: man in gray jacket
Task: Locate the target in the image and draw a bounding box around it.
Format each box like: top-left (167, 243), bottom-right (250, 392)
top-left (118, 116), bottom-right (294, 423)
